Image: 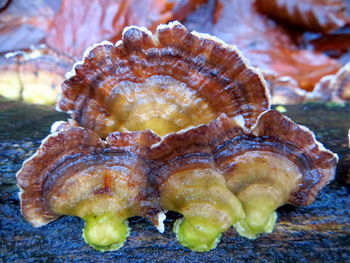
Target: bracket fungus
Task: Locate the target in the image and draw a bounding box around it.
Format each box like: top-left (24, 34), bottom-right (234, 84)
top-left (17, 22), bottom-right (338, 252)
top-left (212, 111), bottom-right (338, 238)
top-left (17, 123), bottom-right (161, 251)
top-left (57, 22), bottom-right (270, 138)
top-left (148, 112), bottom-right (337, 242)
top-left (148, 119), bottom-right (246, 251)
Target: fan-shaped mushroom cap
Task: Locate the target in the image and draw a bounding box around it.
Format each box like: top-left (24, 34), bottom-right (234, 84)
top-left (57, 21), bottom-right (270, 138)
top-left (16, 123), bottom-right (161, 251)
top-left (212, 110), bottom-right (337, 238)
top-left (149, 111), bottom-right (337, 240)
top-left (149, 115), bottom-right (246, 251)
top-left (146, 110), bottom-right (336, 243)
top-left (250, 110), bottom-right (338, 205)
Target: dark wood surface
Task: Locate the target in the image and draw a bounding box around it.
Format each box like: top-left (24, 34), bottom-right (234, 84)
top-left (0, 98), bottom-right (349, 263)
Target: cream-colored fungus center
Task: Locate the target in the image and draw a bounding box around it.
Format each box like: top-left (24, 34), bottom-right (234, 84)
top-left (224, 151), bottom-right (302, 198)
top-left (49, 166), bottom-right (138, 218)
top-left (47, 165), bottom-right (139, 251)
top-left (160, 167), bottom-right (244, 251)
top-left (105, 75), bottom-right (217, 136)
top-left (223, 150), bottom-right (302, 238)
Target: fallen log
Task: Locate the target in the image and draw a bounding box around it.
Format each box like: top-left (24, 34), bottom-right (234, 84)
top-left (0, 98), bottom-right (349, 262)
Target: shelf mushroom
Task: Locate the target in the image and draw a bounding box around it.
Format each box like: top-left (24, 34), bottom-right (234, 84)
top-left (148, 117), bottom-right (246, 251)
top-left (212, 110), bottom-right (338, 238)
top-left (16, 122), bottom-right (161, 251)
top-left (57, 21), bottom-right (270, 138)
top-left (149, 112), bottom-right (337, 246)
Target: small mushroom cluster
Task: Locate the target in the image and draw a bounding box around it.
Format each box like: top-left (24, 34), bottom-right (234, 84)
top-left (17, 22), bottom-right (338, 252)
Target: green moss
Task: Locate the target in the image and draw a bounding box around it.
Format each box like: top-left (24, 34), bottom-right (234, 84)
top-left (301, 101), bottom-right (345, 109)
top-left (324, 102), bottom-right (346, 109)
top-left (82, 214), bottom-right (130, 252)
top-left (274, 105), bottom-right (287, 113)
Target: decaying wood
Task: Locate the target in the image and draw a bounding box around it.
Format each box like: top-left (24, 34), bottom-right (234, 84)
top-left (0, 98), bottom-right (349, 262)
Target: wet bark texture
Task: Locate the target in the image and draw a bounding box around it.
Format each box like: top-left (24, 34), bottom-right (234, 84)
top-left (0, 98), bottom-right (349, 262)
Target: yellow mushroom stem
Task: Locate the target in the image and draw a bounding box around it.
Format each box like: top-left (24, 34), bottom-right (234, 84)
top-left (234, 184), bottom-right (281, 239)
top-left (160, 167), bottom-right (245, 252)
top-left (83, 213), bottom-right (130, 251)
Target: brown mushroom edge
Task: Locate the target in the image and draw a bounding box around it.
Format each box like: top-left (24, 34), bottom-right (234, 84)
top-left (56, 21), bottom-right (270, 138)
top-left (16, 110), bottom-right (337, 252)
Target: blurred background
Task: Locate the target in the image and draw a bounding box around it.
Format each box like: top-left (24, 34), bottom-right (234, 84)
top-left (0, 0), bottom-right (349, 105)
